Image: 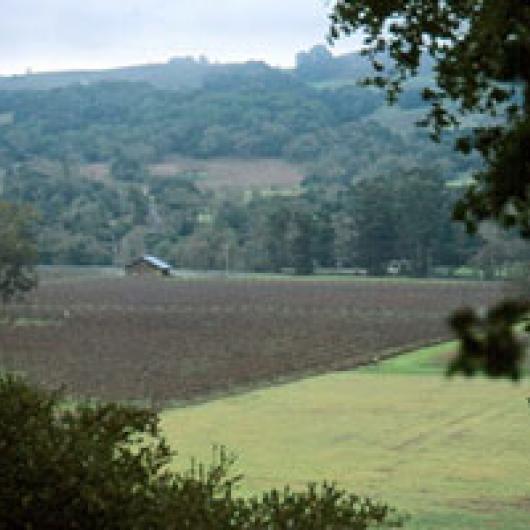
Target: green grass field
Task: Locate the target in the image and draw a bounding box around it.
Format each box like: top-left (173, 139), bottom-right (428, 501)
top-left (161, 343), bottom-right (530, 529)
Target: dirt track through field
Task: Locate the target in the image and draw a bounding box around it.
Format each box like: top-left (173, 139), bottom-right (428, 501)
top-left (0, 277), bottom-right (503, 404)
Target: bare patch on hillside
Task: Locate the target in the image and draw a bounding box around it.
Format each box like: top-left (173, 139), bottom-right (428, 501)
top-left (80, 163), bottom-right (111, 182)
top-left (150, 156), bottom-right (306, 189)
top-left (79, 157), bottom-right (305, 189)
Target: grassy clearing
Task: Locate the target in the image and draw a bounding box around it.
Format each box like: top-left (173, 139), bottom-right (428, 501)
top-left (161, 343), bottom-right (530, 530)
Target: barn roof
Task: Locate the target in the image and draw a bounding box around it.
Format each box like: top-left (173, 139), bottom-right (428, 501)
top-left (142, 255), bottom-right (171, 270)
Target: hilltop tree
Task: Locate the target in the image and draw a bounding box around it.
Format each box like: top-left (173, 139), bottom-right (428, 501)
top-left (0, 201), bottom-right (38, 303)
top-left (330, 0), bottom-right (530, 379)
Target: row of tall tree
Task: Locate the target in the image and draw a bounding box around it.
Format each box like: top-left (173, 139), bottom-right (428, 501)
top-left (170, 170), bottom-right (483, 275)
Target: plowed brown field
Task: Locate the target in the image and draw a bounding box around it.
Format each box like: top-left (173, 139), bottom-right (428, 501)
top-left (0, 277), bottom-right (502, 404)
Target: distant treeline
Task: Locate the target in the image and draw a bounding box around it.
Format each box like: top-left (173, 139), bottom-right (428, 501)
top-left (4, 159), bottom-right (523, 276)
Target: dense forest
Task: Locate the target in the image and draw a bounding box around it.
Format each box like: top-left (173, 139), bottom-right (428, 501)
top-left (0, 46), bottom-right (519, 274)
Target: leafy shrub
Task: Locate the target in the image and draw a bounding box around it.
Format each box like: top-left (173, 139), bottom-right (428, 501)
top-left (0, 374), bottom-right (405, 529)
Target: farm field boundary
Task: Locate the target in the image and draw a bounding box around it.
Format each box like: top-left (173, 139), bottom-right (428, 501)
top-left (172, 271), bottom-right (498, 285)
top-left (155, 337), bottom-right (453, 409)
top-left (35, 265), bottom-right (503, 285)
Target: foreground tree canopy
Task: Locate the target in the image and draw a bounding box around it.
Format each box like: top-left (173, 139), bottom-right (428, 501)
top-left (0, 374), bottom-right (405, 530)
top-left (0, 201), bottom-right (37, 303)
top-left (330, 0), bottom-right (530, 379)
top-left (330, 0), bottom-right (529, 236)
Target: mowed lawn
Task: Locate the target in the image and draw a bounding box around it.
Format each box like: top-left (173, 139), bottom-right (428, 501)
top-left (161, 343), bottom-right (530, 530)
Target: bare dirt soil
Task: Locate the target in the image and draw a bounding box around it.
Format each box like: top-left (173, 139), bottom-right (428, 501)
top-left (149, 156), bottom-right (305, 188)
top-left (0, 277), bottom-right (503, 404)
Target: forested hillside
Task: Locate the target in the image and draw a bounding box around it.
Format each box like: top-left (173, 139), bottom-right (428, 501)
top-left (0, 46), bottom-right (513, 273)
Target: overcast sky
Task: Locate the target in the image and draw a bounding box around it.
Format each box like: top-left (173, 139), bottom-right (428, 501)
top-left (1, 0), bottom-right (363, 75)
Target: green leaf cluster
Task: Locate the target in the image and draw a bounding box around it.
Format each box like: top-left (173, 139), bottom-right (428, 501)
top-left (448, 300), bottom-right (529, 380)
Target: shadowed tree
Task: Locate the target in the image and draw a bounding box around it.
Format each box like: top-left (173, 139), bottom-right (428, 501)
top-left (0, 201), bottom-right (38, 303)
top-left (289, 209), bottom-right (315, 275)
top-left (350, 176), bottom-right (398, 275)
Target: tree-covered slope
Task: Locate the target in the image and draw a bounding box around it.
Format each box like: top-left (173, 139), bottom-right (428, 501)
top-left (0, 48), bottom-right (493, 270)
top-left (0, 62), bottom-right (475, 181)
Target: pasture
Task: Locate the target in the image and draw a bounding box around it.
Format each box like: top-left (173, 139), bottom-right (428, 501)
top-left (162, 343), bottom-right (530, 530)
top-left (0, 276), bottom-right (502, 404)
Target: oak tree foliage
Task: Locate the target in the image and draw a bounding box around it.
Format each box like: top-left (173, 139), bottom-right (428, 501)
top-left (330, 0), bottom-right (530, 379)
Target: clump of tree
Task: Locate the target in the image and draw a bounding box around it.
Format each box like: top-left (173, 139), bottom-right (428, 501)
top-left (0, 374), bottom-right (405, 529)
top-left (0, 201), bottom-right (37, 302)
top-left (343, 170), bottom-right (468, 276)
top-left (110, 154), bottom-right (148, 182)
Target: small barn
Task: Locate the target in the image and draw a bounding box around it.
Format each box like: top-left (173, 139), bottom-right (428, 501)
top-left (125, 255), bottom-right (171, 276)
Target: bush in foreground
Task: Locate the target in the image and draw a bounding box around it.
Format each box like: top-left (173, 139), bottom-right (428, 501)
top-left (0, 374), bottom-right (405, 529)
